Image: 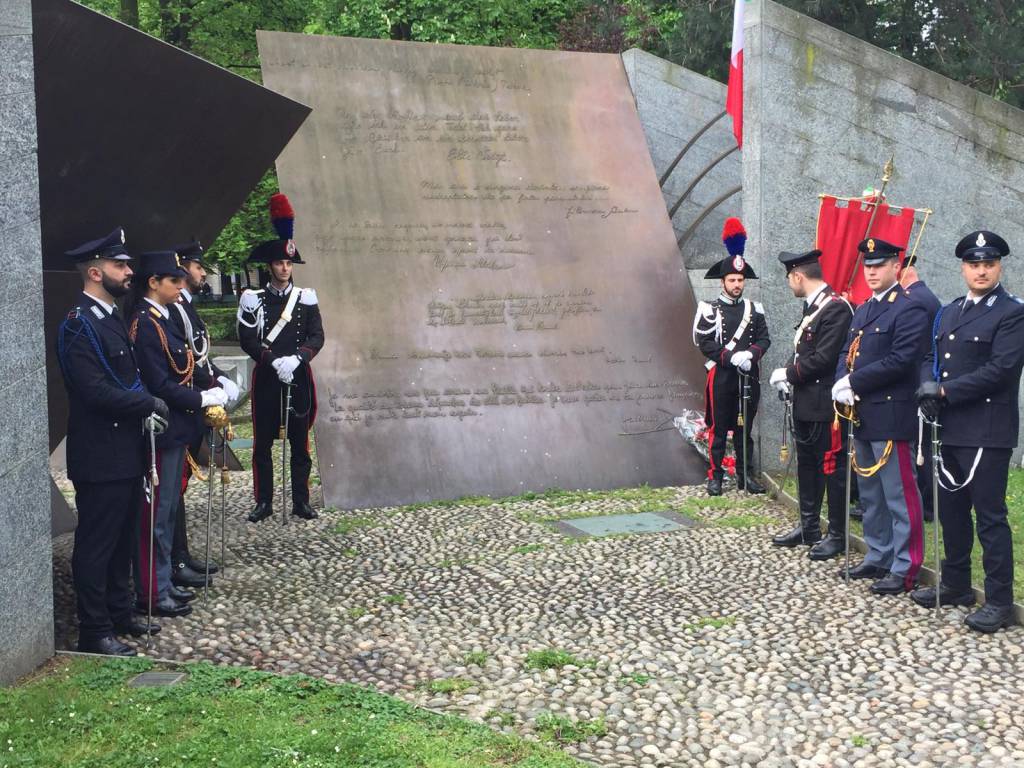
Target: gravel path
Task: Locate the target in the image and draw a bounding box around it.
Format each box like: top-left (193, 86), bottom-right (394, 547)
top-left (51, 469), bottom-right (1024, 768)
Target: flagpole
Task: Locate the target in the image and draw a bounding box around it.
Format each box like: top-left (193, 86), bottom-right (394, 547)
top-left (844, 154), bottom-right (895, 294)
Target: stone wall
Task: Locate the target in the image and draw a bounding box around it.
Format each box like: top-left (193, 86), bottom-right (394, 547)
top-left (743, 0), bottom-right (1024, 469)
top-left (622, 48), bottom-right (743, 302)
top-left (0, 0), bottom-right (54, 683)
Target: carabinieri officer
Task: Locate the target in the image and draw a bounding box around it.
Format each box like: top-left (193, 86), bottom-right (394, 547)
top-left (168, 241), bottom-right (240, 588)
top-left (56, 227), bottom-right (166, 654)
top-left (692, 218), bottom-right (771, 496)
top-left (913, 231), bottom-right (1024, 632)
top-left (833, 238), bottom-right (929, 594)
top-left (238, 193), bottom-right (324, 523)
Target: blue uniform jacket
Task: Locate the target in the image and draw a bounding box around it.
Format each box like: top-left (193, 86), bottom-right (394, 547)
top-left (132, 302), bottom-right (214, 449)
top-left (836, 284), bottom-right (929, 442)
top-left (56, 295), bottom-right (155, 483)
top-left (904, 279), bottom-right (941, 323)
top-left (921, 284), bottom-right (1024, 448)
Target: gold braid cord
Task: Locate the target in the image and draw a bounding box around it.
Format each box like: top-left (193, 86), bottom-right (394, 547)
top-left (184, 448), bottom-right (208, 482)
top-left (130, 314), bottom-right (195, 385)
top-left (832, 334), bottom-right (893, 478)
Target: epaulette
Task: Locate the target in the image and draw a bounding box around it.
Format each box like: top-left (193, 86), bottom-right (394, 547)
top-left (238, 288), bottom-right (264, 314)
top-left (696, 300), bottom-right (715, 318)
top-left (1011, 295), bottom-right (1024, 305)
top-left (66, 307), bottom-right (81, 321)
top-left (753, 301), bottom-right (765, 314)
top-left (148, 306), bottom-right (162, 319)
top-left (298, 288), bottom-right (318, 306)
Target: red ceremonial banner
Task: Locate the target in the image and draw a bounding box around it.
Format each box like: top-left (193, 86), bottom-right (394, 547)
top-left (816, 196), bottom-right (916, 305)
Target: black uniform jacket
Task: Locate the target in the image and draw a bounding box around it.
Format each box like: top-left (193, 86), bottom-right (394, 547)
top-left (132, 302), bottom-right (214, 449)
top-left (238, 284), bottom-right (325, 418)
top-left (694, 296), bottom-right (771, 385)
top-left (837, 284), bottom-right (929, 442)
top-left (784, 286), bottom-right (853, 423)
top-left (57, 295), bottom-right (154, 483)
top-left (170, 292), bottom-right (227, 381)
top-left (922, 284), bottom-right (1024, 448)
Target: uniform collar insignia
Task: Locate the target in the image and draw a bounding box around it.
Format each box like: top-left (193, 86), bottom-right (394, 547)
top-left (987, 293), bottom-right (997, 307)
top-left (148, 306), bottom-right (163, 319)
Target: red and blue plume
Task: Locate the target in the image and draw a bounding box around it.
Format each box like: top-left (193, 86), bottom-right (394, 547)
top-left (722, 217), bottom-right (746, 257)
top-left (269, 192), bottom-right (294, 241)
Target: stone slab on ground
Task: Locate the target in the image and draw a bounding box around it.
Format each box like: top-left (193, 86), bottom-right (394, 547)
top-left (51, 471), bottom-right (1024, 767)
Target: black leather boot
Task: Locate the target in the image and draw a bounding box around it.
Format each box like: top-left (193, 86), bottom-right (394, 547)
top-left (172, 561), bottom-right (209, 588)
top-left (965, 603), bottom-right (1015, 633)
top-left (706, 472), bottom-right (723, 497)
top-left (771, 522), bottom-right (822, 547)
top-left (248, 501), bottom-right (273, 523)
top-left (738, 475), bottom-right (766, 494)
top-left (292, 501), bottom-right (318, 520)
top-left (808, 533), bottom-right (845, 560)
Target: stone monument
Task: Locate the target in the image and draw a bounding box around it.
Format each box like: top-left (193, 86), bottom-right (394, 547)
top-left (258, 33), bottom-right (710, 508)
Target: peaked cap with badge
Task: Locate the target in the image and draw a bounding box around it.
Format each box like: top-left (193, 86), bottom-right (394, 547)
top-left (857, 237), bottom-right (903, 266)
top-left (955, 230), bottom-right (1010, 261)
top-left (247, 193), bottom-right (305, 264)
top-left (171, 240), bottom-right (215, 272)
top-left (704, 218), bottom-right (758, 279)
top-left (65, 227), bottom-right (131, 262)
top-left (136, 250), bottom-right (188, 280)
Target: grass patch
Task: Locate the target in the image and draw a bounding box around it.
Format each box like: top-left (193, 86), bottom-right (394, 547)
top-left (534, 712), bottom-right (607, 745)
top-left (382, 593), bottom-right (406, 605)
top-left (713, 513), bottom-right (776, 529)
top-left (332, 516), bottom-right (377, 535)
top-left (485, 709), bottom-right (517, 727)
top-left (464, 651), bottom-right (489, 666)
top-left (1, 658), bottom-right (582, 767)
top-left (682, 616), bottom-right (737, 631)
top-left (420, 677), bottom-right (474, 695)
top-left (347, 606), bottom-right (367, 619)
top-left (341, 547), bottom-right (358, 557)
top-left (510, 544), bottom-right (545, 555)
top-left (617, 673), bottom-right (651, 687)
top-left (524, 649), bottom-right (596, 671)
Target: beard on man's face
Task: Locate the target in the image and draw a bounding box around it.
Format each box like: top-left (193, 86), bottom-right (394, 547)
top-left (102, 272), bottom-right (131, 298)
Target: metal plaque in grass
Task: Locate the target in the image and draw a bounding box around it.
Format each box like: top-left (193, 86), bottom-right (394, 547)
top-left (553, 510), bottom-right (698, 538)
top-left (129, 672), bottom-right (187, 688)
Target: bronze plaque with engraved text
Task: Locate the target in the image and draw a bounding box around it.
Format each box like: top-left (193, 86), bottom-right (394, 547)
top-left (257, 33), bottom-right (708, 508)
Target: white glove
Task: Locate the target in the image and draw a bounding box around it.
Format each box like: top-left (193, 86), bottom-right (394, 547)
top-left (272, 355), bottom-right (302, 377)
top-left (730, 350), bottom-right (753, 372)
top-left (217, 375), bottom-right (240, 404)
top-left (769, 367), bottom-right (791, 393)
top-left (277, 369), bottom-right (294, 385)
top-left (831, 375), bottom-right (855, 406)
top-left (201, 387), bottom-right (228, 408)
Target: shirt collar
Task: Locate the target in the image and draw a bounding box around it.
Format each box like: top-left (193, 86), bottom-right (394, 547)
top-left (180, 287), bottom-right (193, 303)
top-left (143, 297), bottom-right (170, 319)
top-left (267, 282), bottom-right (293, 297)
top-left (968, 283), bottom-right (1000, 304)
top-left (872, 283), bottom-right (898, 302)
top-left (83, 291), bottom-right (116, 316)
top-left (804, 283), bottom-right (828, 307)
top-left (717, 292), bottom-right (738, 306)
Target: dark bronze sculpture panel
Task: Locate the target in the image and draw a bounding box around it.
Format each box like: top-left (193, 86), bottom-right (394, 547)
top-left (258, 33), bottom-right (709, 508)
top-left (34, 0), bottom-right (311, 451)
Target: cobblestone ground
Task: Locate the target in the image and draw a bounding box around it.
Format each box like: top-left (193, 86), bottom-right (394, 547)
top-left (51, 467), bottom-right (1024, 768)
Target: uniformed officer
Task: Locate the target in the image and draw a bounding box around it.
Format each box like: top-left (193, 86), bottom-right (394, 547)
top-left (168, 241), bottom-right (241, 588)
top-left (912, 231), bottom-right (1024, 632)
top-left (129, 251), bottom-right (227, 617)
top-left (833, 238), bottom-right (929, 594)
top-left (55, 228), bottom-right (165, 655)
top-left (898, 252), bottom-right (942, 522)
top-left (237, 193), bottom-right (325, 522)
top-left (693, 218), bottom-right (770, 496)
top-left (769, 250), bottom-right (853, 558)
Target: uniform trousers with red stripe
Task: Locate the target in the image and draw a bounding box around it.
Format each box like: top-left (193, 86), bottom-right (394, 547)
top-left (705, 366), bottom-right (760, 479)
top-left (252, 381), bottom-right (313, 505)
top-left (135, 446), bottom-right (185, 602)
top-left (853, 438), bottom-right (924, 587)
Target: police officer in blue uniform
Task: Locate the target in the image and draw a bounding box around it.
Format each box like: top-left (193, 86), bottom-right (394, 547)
top-left (129, 251), bottom-right (226, 617)
top-left (168, 241), bottom-right (240, 588)
top-left (56, 228), bottom-right (166, 654)
top-left (238, 193), bottom-right (325, 523)
top-left (833, 238), bottom-right (929, 594)
top-left (693, 218), bottom-right (771, 496)
top-left (769, 250), bottom-right (853, 557)
top-left (899, 252), bottom-right (942, 521)
top-left (913, 231), bottom-right (1024, 632)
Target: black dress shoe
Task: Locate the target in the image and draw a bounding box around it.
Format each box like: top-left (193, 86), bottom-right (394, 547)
top-left (170, 585), bottom-right (196, 602)
top-left (706, 477), bottom-right (723, 497)
top-left (737, 476), bottom-right (766, 494)
top-left (248, 501), bottom-right (274, 523)
top-left (965, 603), bottom-right (1016, 633)
top-left (808, 534), bottom-right (845, 561)
top-left (772, 524), bottom-right (821, 547)
top-left (114, 617), bottom-right (162, 637)
top-left (910, 585), bottom-right (976, 609)
top-left (172, 562), bottom-right (209, 588)
top-left (184, 556), bottom-right (219, 574)
top-left (292, 501), bottom-right (318, 520)
top-left (837, 561), bottom-right (887, 580)
top-left (77, 635), bottom-right (137, 656)
top-left (870, 572), bottom-right (913, 595)
top-left (138, 596), bottom-right (193, 618)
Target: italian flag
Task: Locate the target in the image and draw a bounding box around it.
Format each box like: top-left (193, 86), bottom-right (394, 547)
top-left (726, 0), bottom-right (744, 148)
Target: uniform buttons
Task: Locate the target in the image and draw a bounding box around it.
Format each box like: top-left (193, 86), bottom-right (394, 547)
top-left (886, 396), bottom-right (892, 400)
top-left (815, 379), bottom-right (820, 384)
top-left (944, 353), bottom-right (951, 359)
top-left (986, 398), bottom-right (992, 403)
top-left (974, 337), bottom-right (979, 342)
top-left (942, 372), bottom-right (949, 378)
top-left (875, 327), bottom-right (880, 332)
top-left (949, 334), bottom-right (955, 340)
top-left (113, 422), bottom-right (118, 427)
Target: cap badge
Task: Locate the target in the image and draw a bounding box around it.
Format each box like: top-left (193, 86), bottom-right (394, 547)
top-left (174, 253), bottom-right (182, 268)
top-left (977, 233), bottom-right (987, 248)
top-left (867, 239), bottom-right (876, 253)
top-left (120, 229), bottom-right (126, 244)
top-left (285, 240), bottom-right (297, 257)
top-left (732, 255), bottom-right (745, 272)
